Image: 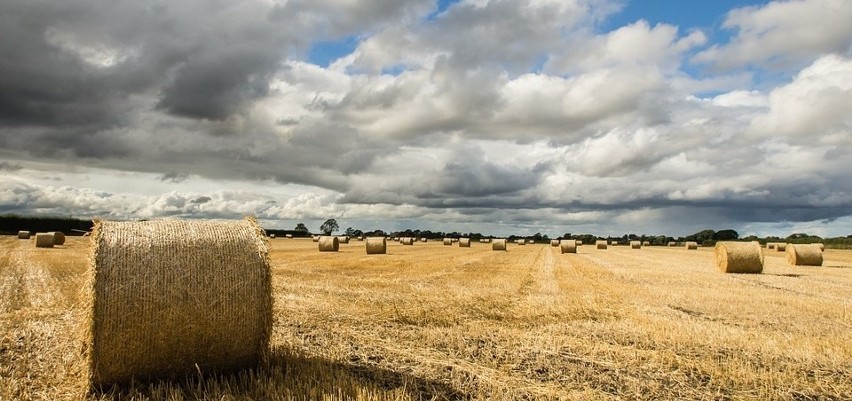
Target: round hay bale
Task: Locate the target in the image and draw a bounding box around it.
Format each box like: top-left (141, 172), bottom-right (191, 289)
top-left (685, 241), bottom-right (698, 250)
top-left (459, 238), bottom-right (471, 247)
top-left (560, 240), bottom-right (576, 254)
top-left (47, 231), bottom-right (66, 245)
top-left (630, 240), bottom-right (641, 249)
top-left (17, 230), bottom-right (31, 239)
top-left (338, 236), bottom-right (350, 244)
top-left (786, 244), bottom-right (823, 266)
top-left (365, 237), bottom-right (387, 254)
top-left (269, 233), bottom-right (276, 239)
top-left (285, 234), bottom-right (293, 239)
top-left (715, 241), bottom-right (764, 274)
top-left (35, 233), bottom-right (54, 248)
top-left (575, 240), bottom-right (583, 245)
top-left (517, 239), bottom-right (526, 245)
top-left (402, 237), bottom-right (414, 245)
top-left (550, 240), bottom-right (559, 247)
top-left (420, 238), bottom-right (427, 242)
top-left (767, 242), bottom-right (776, 249)
top-left (775, 243), bottom-right (786, 252)
top-left (642, 241), bottom-right (650, 246)
top-left (492, 239), bottom-right (506, 251)
top-left (528, 240), bottom-right (535, 244)
top-left (595, 240), bottom-right (607, 250)
top-left (319, 236), bottom-right (339, 252)
top-left (443, 238), bottom-right (452, 245)
top-left (312, 236), bottom-right (319, 242)
top-left (84, 218), bottom-right (271, 387)
top-left (452, 238), bottom-right (459, 243)
top-left (667, 242), bottom-right (677, 247)
top-left (357, 236), bottom-right (364, 241)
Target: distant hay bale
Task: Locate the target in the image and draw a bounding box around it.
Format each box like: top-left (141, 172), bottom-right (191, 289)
top-left (453, 238), bottom-right (459, 243)
top-left (35, 233), bottom-right (54, 248)
top-left (17, 230), bottom-right (30, 239)
top-left (443, 238), bottom-right (452, 245)
top-left (318, 236), bottom-right (339, 252)
top-left (528, 240), bottom-right (535, 244)
top-left (285, 234), bottom-right (293, 239)
top-left (642, 241), bottom-right (650, 246)
top-left (775, 243), bottom-right (786, 252)
top-left (667, 242), bottom-right (677, 247)
top-left (630, 240), bottom-right (641, 249)
top-left (560, 240), bottom-right (576, 254)
top-left (595, 240), bottom-right (607, 250)
top-left (312, 236), bottom-right (319, 242)
top-left (365, 237), bottom-right (387, 254)
top-left (269, 233), bottom-right (276, 239)
top-left (550, 240), bottom-right (559, 247)
top-left (767, 242), bottom-right (776, 249)
top-left (492, 239), bottom-right (506, 251)
top-left (685, 242), bottom-right (698, 250)
top-left (402, 237), bottom-right (414, 245)
top-left (84, 218), bottom-right (271, 387)
top-left (786, 244), bottom-right (823, 266)
top-left (420, 238), bottom-right (427, 242)
top-left (47, 231), bottom-right (66, 245)
top-left (338, 236), bottom-right (350, 244)
top-left (575, 240), bottom-right (583, 245)
top-left (517, 239), bottom-right (526, 245)
top-left (479, 238), bottom-right (491, 243)
top-left (357, 236), bottom-right (364, 241)
top-left (715, 241), bottom-right (764, 274)
top-left (459, 238), bottom-right (471, 247)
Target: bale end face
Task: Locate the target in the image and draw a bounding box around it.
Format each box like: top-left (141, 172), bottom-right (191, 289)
top-left (775, 243), bottom-right (787, 252)
top-left (685, 242), bottom-right (699, 250)
top-left (459, 238), bottom-right (471, 247)
top-left (35, 233), bottom-right (54, 248)
top-left (17, 230), bottom-right (31, 239)
top-left (630, 240), bottom-right (641, 249)
top-left (715, 241), bottom-right (764, 274)
top-left (492, 239), bottom-right (507, 251)
top-left (443, 238), bottom-right (452, 245)
top-left (560, 240), bottom-right (576, 254)
top-left (84, 218), bottom-right (272, 388)
top-left (786, 244), bottom-right (823, 266)
top-left (550, 240), bottom-right (559, 247)
top-left (318, 236), bottom-right (340, 252)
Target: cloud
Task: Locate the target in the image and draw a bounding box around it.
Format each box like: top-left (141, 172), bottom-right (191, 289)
top-left (693, 0), bottom-right (852, 70)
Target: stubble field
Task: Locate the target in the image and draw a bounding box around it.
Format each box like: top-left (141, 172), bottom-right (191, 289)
top-left (1, 236), bottom-right (851, 400)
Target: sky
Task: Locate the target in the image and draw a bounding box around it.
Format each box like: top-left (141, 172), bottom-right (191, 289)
top-left (1, 0), bottom-right (851, 237)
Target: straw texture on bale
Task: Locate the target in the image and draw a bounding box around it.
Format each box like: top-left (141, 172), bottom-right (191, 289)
top-left (318, 236), bottom-right (339, 252)
top-left (630, 240), bottom-right (641, 249)
top-left (560, 240), bottom-right (576, 254)
top-left (17, 230), bottom-right (30, 239)
top-left (595, 240), bottom-right (607, 250)
top-left (775, 243), bottom-right (786, 252)
top-left (786, 244), bottom-right (823, 266)
top-left (402, 237), bottom-right (414, 245)
top-left (715, 241), bottom-right (764, 274)
top-left (35, 233), bottom-right (54, 248)
top-left (459, 238), bottom-right (471, 247)
top-left (338, 236), bottom-right (350, 244)
top-left (84, 218), bottom-right (272, 387)
top-left (550, 240), bottom-right (559, 247)
top-left (365, 237), bottom-right (387, 255)
top-left (685, 242), bottom-right (699, 250)
top-left (816, 243), bottom-right (825, 251)
top-left (492, 239), bottom-right (507, 251)
top-left (517, 239), bottom-right (526, 245)
top-left (443, 238), bottom-right (453, 245)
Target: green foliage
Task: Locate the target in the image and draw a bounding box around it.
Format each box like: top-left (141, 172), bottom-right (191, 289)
top-left (294, 223), bottom-right (309, 232)
top-left (319, 219), bottom-right (339, 236)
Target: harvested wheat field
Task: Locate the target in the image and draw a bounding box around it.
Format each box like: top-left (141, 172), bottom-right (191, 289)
top-left (2, 236), bottom-right (852, 400)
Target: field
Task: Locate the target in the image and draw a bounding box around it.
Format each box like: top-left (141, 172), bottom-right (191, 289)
top-left (1, 236), bottom-right (851, 400)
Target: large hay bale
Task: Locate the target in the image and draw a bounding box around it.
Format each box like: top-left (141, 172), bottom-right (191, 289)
top-left (560, 240), bottom-right (576, 254)
top-left (492, 239), bottom-right (506, 251)
top-left (775, 243), bottom-right (786, 252)
top-left (517, 239), bottom-right (526, 245)
top-left (459, 238), bottom-right (471, 247)
top-left (715, 241), bottom-right (764, 274)
top-left (595, 240), bottom-right (607, 250)
top-left (365, 237), bottom-right (387, 255)
top-left (338, 236), bottom-right (350, 244)
top-left (402, 237), bottom-right (414, 245)
top-left (550, 240), bottom-right (559, 247)
top-left (17, 230), bottom-right (30, 239)
top-left (685, 241), bottom-right (698, 250)
top-left (84, 218), bottom-right (271, 387)
top-left (319, 236), bottom-right (339, 252)
top-left (47, 231), bottom-right (66, 245)
top-left (35, 233), bottom-right (54, 248)
top-left (786, 244), bottom-right (823, 266)
top-left (630, 240), bottom-right (641, 249)
top-left (443, 238), bottom-right (452, 245)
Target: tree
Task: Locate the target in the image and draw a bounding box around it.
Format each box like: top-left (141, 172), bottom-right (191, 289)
top-left (715, 229), bottom-right (739, 241)
top-left (345, 227), bottom-right (356, 236)
top-left (320, 219), bottom-right (339, 235)
top-left (294, 223), bottom-right (308, 232)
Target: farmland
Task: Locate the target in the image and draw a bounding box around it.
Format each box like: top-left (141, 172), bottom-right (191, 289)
top-left (1, 236), bottom-right (851, 400)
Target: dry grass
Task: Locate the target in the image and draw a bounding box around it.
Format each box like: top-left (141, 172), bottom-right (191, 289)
top-left (2, 236), bottom-right (852, 400)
